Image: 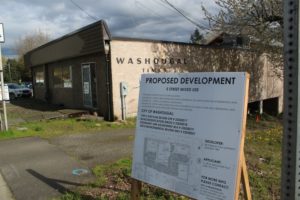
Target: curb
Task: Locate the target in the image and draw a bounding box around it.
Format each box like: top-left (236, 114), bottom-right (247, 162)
top-left (0, 172), bottom-right (14, 200)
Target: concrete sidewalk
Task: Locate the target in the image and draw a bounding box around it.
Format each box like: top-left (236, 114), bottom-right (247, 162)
top-left (0, 137), bottom-right (94, 200)
top-left (0, 173), bottom-right (14, 200)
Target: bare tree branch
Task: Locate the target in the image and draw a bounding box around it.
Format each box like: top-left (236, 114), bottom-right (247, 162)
top-left (15, 30), bottom-right (50, 58)
top-left (202, 0), bottom-right (283, 74)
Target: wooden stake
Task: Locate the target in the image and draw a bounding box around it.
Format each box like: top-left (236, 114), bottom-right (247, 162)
top-left (239, 74), bottom-right (252, 200)
top-left (235, 73), bottom-right (250, 200)
top-left (241, 155), bottom-right (252, 200)
top-left (131, 178), bottom-right (142, 200)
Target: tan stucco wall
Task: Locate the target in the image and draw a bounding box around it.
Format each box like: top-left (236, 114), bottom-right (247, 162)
top-left (110, 40), bottom-right (153, 119)
top-left (110, 40), bottom-right (283, 119)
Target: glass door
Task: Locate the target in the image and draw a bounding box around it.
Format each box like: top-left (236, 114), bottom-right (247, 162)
top-left (81, 63), bottom-right (97, 108)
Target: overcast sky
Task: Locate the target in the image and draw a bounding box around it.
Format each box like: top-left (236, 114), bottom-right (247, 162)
top-left (0, 0), bottom-right (217, 57)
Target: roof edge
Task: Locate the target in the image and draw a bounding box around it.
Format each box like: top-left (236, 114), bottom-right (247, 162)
top-left (111, 36), bottom-right (256, 52)
top-left (25, 20), bottom-right (109, 56)
top-left (102, 20), bottom-right (111, 39)
top-left (111, 36), bottom-right (200, 46)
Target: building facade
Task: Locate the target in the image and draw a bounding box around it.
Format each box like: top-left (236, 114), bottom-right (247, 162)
top-left (25, 20), bottom-right (283, 120)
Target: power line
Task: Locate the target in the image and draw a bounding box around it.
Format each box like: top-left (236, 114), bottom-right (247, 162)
top-left (160, 0), bottom-right (209, 30)
top-left (153, 0), bottom-right (176, 13)
top-left (69, 0), bottom-right (99, 21)
top-left (135, 0), bottom-right (164, 18)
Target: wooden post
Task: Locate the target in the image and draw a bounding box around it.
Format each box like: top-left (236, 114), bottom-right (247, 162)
top-left (131, 178), bottom-right (142, 200)
top-left (241, 155), bottom-right (252, 200)
top-left (239, 74), bottom-right (252, 200)
top-left (234, 153), bottom-right (252, 200)
top-left (234, 74), bottom-right (250, 200)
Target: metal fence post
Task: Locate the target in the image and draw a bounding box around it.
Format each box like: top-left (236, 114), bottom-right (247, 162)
top-left (282, 0), bottom-right (300, 199)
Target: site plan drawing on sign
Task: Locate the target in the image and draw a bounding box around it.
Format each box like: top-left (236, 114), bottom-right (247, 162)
top-left (144, 137), bottom-right (192, 180)
top-left (132, 72), bottom-right (248, 200)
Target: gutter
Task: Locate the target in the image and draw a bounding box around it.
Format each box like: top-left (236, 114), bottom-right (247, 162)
top-left (102, 21), bottom-right (114, 121)
top-left (105, 42), bottom-right (114, 121)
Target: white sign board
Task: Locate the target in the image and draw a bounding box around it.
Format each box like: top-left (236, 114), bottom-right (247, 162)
top-left (132, 72), bottom-right (248, 200)
top-left (0, 85), bottom-right (9, 101)
top-left (0, 23), bottom-right (4, 43)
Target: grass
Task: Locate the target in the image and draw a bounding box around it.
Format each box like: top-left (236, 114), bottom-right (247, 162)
top-left (92, 159), bottom-right (132, 187)
top-left (58, 158), bottom-right (189, 200)
top-left (0, 117), bottom-right (136, 140)
top-left (57, 114), bottom-right (282, 200)
top-left (245, 114), bottom-right (282, 199)
top-left (3, 109), bottom-right (282, 199)
top-left (4, 99), bottom-right (281, 198)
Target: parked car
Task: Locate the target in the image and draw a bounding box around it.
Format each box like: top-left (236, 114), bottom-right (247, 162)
top-left (7, 83), bottom-right (32, 99)
top-left (20, 82), bottom-right (33, 89)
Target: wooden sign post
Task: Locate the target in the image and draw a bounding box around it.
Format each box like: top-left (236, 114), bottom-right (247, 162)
top-left (131, 178), bottom-right (142, 200)
top-left (241, 155), bottom-right (252, 200)
top-left (131, 72), bottom-right (252, 200)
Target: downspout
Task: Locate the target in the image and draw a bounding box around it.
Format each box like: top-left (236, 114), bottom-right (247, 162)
top-left (104, 40), bottom-right (114, 121)
top-left (31, 67), bottom-right (35, 99)
top-left (102, 20), bottom-right (114, 121)
top-left (44, 64), bottom-right (50, 102)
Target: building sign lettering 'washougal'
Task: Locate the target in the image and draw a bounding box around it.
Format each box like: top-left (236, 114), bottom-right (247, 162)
top-left (115, 57), bottom-right (188, 65)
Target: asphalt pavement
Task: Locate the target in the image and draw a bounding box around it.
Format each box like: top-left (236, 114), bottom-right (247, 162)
top-left (49, 129), bottom-right (135, 167)
top-left (0, 129), bottom-right (134, 200)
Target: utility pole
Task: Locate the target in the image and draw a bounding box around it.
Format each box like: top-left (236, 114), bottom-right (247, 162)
top-left (0, 23), bottom-right (8, 131)
top-left (282, 0), bottom-right (300, 199)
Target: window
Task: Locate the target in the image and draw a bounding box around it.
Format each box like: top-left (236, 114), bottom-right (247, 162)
top-left (34, 69), bottom-right (44, 86)
top-left (53, 66), bottom-right (72, 88)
